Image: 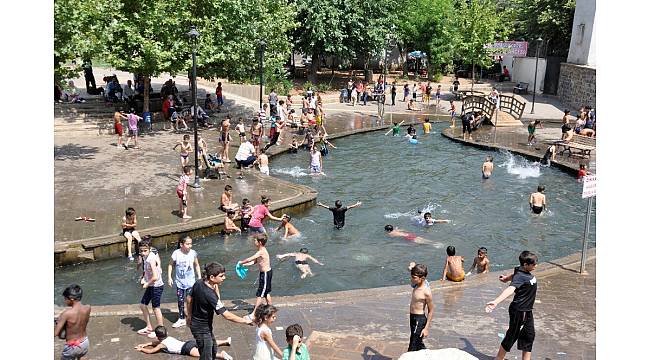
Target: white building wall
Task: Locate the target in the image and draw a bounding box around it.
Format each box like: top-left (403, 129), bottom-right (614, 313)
top-left (512, 57), bottom-right (547, 93)
top-left (567, 0), bottom-right (596, 66)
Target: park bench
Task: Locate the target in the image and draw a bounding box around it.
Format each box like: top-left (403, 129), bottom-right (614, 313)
top-left (513, 82), bottom-right (529, 95)
top-left (558, 134), bottom-right (596, 158)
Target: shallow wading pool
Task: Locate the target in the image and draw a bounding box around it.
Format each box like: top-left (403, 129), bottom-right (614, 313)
top-left (55, 123), bottom-right (595, 306)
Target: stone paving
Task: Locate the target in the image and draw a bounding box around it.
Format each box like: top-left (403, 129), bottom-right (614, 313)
top-left (55, 75), bottom-right (596, 359)
top-left (54, 251), bottom-right (595, 359)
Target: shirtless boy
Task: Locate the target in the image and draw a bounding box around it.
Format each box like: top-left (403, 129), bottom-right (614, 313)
top-left (276, 248), bottom-right (324, 278)
top-left (441, 246), bottom-right (465, 282)
top-left (482, 156), bottom-right (494, 179)
top-left (407, 264), bottom-right (434, 352)
top-left (219, 116), bottom-right (232, 163)
top-left (468, 247), bottom-right (490, 275)
top-left (238, 234), bottom-right (273, 319)
top-left (55, 284), bottom-right (91, 360)
top-left (219, 185), bottom-right (239, 212)
top-left (529, 185), bottom-right (547, 214)
top-left (276, 214), bottom-right (300, 239)
top-left (385, 225), bottom-right (434, 245)
top-left (255, 148), bottom-right (270, 175)
top-left (250, 118), bottom-right (263, 154)
top-left (417, 212), bottom-right (450, 226)
top-left (173, 134), bottom-right (193, 169)
top-left (223, 210), bottom-right (241, 234)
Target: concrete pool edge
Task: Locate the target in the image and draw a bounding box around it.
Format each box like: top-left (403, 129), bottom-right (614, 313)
top-left (440, 128), bottom-right (582, 174)
top-left (55, 120), bottom-right (586, 266)
top-left (53, 118), bottom-right (425, 267)
top-left (56, 247), bottom-right (595, 316)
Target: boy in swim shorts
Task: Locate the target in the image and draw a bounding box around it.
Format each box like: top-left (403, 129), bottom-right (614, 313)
top-left (529, 185), bottom-right (546, 214)
top-left (55, 284), bottom-right (91, 360)
top-left (482, 156), bottom-right (494, 179)
top-left (275, 214), bottom-right (300, 239)
top-left (407, 264), bottom-right (433, 352)
top-left (177, 166), bottom-right (192, 219)
top-left (276, 248), bottom-right (324, 278)
top-left (441, 246), bottom-right (465, 282)
top-left (238, 234), bottom-right (273, 319)
top-left (468, 247), bottom-right (490, 275)
top-left (485, 251), bottom-right (538, 360)
top-left (255, 148), bottom-right (270, 175)
top-left (384, 225), bottom-right (433, 245)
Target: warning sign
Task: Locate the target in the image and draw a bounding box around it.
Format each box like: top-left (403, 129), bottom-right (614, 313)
top-left (582, 175), bottom-right (596, 198)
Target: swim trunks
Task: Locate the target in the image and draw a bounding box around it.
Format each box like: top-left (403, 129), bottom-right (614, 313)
top-left (408, 313), bottom-right (427, 352)
top-left (115, 122), bottom-right (123, 136)
top-left (446, 271), bottom-right (465, 282)
top-left (295, 260), bottom-right (308, 265)
top-left (256, 269), bottom-right (273, 297)
top-left (310, 164), bottom-right (321, 173)
top-left (404, 233), bottom-right (417, 242)
top-left (122, 227), bottom-right (136, 236)
top-left (61, 337), bottom-right (89, 360)
top-left (259, 165), bottom-right (269, 175)
top-left (531, 205), bottom-right (543, 214)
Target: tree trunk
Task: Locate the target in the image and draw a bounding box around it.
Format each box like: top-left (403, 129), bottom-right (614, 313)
top-left (364, 56), bottom-right (372, 82)
top-left (144, 75), bottom-right (150, 113)
top-left (427, 62), bottom-right (434, 81)
top-left (471, 61), bottom-right (475, 92)
top-left (309, 51), bottom-right (319, 84)
top-left (399, 45), bottom-right (408, 77)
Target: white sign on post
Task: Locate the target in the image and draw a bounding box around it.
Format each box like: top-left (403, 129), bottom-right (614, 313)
top-left (582, 175), bottom-right (596, 198)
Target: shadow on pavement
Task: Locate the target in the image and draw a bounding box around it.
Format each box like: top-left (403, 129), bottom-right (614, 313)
top-left (54, 143), bottom-right (100, 161)
top-left (362, 346), bottom-right (392, 359)
top-left (459, 337), bottom-right (493, 360)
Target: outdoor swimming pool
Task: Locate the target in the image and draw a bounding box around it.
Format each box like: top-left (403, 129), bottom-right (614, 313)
top-left (54, 123), bottom-right (595, 306)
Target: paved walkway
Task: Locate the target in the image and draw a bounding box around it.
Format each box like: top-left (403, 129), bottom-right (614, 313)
top-left (54, 251), bottom-right (595, 359)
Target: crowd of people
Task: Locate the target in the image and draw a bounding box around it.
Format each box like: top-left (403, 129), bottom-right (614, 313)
top-left (56, 77), bottom-right (591, 360)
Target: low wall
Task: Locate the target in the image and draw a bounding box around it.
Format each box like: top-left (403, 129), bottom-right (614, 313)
top-left (557, 63), bottom-right (596, 109)
top-left (202, 79), bottom-right (264, 103)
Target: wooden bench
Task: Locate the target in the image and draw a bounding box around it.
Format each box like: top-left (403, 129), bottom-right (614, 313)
top-left (558, 134), bottom-right (596, 158)
top-left (513, 82), bottom-right (529, 94)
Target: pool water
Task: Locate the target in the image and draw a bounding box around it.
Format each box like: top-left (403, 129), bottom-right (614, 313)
top-left (54, 123), bottom-right (595, 305)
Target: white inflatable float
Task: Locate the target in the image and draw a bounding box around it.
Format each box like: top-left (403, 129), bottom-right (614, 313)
top-left (398, 348), bottom-right (478, 360)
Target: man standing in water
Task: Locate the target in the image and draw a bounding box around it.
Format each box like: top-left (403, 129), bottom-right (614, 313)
top-left (529, 186), bottom-right (546, 214)
top-left (482, 156), bottom-right (494, 179)
top-left (317, 200), bottom-right (362, 229)
top-left (55, 284), bottom-right (91, 360)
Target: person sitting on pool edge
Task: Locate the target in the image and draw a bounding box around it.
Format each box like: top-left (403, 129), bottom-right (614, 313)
top-left (417, 212), bottom-right (450, 226)
top-left (441, 246), bottom-right (465, 282)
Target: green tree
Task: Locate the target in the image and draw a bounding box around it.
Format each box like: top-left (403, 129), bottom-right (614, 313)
top-left (293, 0), bottom-right (348, 83)
top-left (510, 0), bottom-right (575, 57)
top-left (54, 0), bottom-right (118, 84)
top-left (455, 0), bottom-right (511, 86)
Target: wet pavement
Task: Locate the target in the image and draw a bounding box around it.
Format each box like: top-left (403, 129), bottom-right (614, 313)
top-left (54, 76), bottom-right (596, 359)
top-left (54, 251), bottom-right (595, 359)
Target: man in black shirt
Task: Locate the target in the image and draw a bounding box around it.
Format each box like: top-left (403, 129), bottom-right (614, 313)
top-left (317, 200), bottom-right (362, 229)
top-left (485, 251), bottom-right (538, 360)
top-left (187, 262), bottom-right (251, 360)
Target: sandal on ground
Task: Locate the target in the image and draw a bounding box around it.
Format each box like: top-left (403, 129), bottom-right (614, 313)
top-left (137, 327), bottom-right (152, 335)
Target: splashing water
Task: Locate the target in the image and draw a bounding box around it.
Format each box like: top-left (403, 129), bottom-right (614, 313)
top-left (272, 166), bottom-right (310, 177)
top-left (499, 151), bottom-right (541, 179)
top-left (384, 201), bottom-right (444, 221)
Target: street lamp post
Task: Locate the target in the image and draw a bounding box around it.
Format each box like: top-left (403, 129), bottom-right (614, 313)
top-left (188, 25), bottom-right (200, 188)
top-left (530, 37), bottom-right (542, 114)
top-left (258, 40), bottom-right (267, 112)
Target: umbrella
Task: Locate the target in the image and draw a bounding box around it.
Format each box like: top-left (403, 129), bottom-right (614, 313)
top-left (408, 51), bottom-right (427, 58)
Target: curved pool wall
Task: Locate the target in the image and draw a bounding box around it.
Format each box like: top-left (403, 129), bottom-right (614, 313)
top-left (55, 123), bottom-right (595, 305)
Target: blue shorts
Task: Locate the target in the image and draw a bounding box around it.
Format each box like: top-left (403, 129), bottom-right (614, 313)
top-left (249, 226), bottom-right (266, 234)
top-left (311, 165), bottom-right (321, 173)
top-left (141, 285), bottom-right (164, 308)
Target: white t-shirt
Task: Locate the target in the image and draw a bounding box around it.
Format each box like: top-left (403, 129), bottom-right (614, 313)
top-left (235, 142), bottom-right (256, 161)
top-left (161, 336), bottom-right (185, 354)
top-left (144, 252), bottom-right (164, 287)
top-left (310, 151), bottom-right (321, 167)
top-left (236, 123), bottom-right (246, 134)
top-left (171, 249), bottom-right (198, 289)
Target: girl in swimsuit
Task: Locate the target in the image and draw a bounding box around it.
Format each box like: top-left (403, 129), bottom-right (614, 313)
top-left (276, 248), bottom-right (324, 279)
top-left (219, 117), bottom-right (232, 162)
top-left (173, 134), bottom-right (193, 169)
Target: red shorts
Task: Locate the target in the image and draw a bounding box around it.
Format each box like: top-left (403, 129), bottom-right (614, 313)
top-left (176, 188), bottom-right (185, 199)
top-left (404, 233), bottom-right (417, 242)
top-left (115, 122), bottom-right (123, 136)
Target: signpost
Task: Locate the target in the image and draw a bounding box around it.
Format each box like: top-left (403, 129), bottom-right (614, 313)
top-left (580, 175), bottom-right (596, 273)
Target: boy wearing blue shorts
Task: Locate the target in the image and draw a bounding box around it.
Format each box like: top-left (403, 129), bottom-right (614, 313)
top-left (137, 241), bottom-right (165, 339)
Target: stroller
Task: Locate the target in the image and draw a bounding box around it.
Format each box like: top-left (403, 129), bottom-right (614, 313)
top-left (202, 153), bottom-right (228, 179)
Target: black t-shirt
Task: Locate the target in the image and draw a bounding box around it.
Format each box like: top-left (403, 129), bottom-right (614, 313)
top-left (189, 281), bottom-right (227, 331)
top-left (328, 206), bottom-right (348, 227)
top-left (509, 267), bottom-right (537, 312)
